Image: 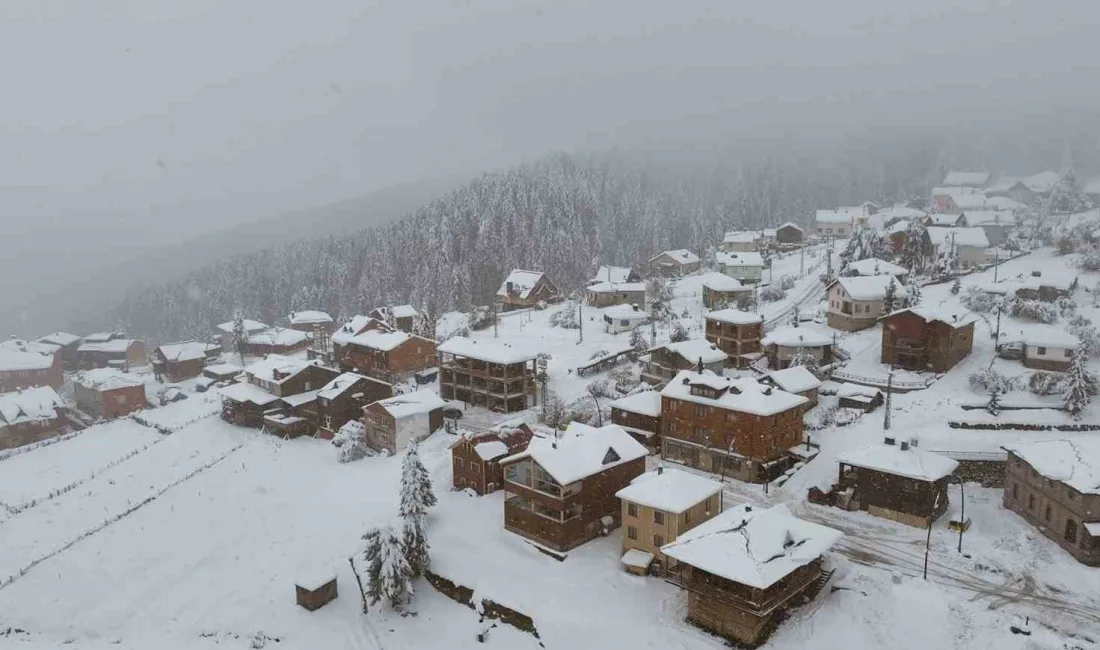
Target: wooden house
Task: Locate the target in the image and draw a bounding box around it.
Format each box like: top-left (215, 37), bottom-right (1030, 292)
top-left (775, 222), bottom-right (804, 247)
top-left (662, 503), bottom-right (842, 646)
top-left (714, 251), bottom-right (764, 284)
top-left (609, 390), bottom-right (663, 452)
top-left (764, 366), bottom-right (821, 409)
top-left (77, 336), bottom-right (148, 369)
top-left (37, 332), bottom-right (82, 370)
top-left (616, 467), bottom-right (723, 576)
top-left (825, 275), bottom-right (901, 331)
top-left (700, 272), bottom-right (751, 310)
top-left (73, 369), bottom-right (146, 419)
top-left (640, 339), bottom-right (727, 386)
top-left (152, 341), bottom-right (219, 382)
top-left (314, 372), bottom-right (393, 439)
top-left (1003, 440), bottom-right (1100, 565)
top-left (880, 307), bottom-right (976, 373)
top-left (437, 336), bottom-right (537, 413)
top-left (703, 309), bottom-right (763, 368)
top-left (368, 305), bottom-right (421, 333)
top-left (761, 326), bottom-right (834, 370)
top-left (0, 386), bottom-right (65, 451)
top-left (450, 423), bottom-right (534, 495)
top-left (660, 370), bottom-right (807, 483)
top-left (836, 438), bottom-right (958, 528)
top-left (245, 327), bottom-right (310, 356)
top-left (288, 310), bottom-right (334, 333)
top-left (647, 250), bottom-right (701, 277)
top-left (362, 390), bottom-right (445, 456)
top-left (337, 329), bottom-right (436, 383)
top-left (499, 422), bottom-right (647, 551)
top-left (496, 270), bottom-right (563, 311)
top-left (0, 339), bottom-right (62, 393)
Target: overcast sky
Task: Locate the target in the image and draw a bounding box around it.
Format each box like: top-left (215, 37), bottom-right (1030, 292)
top-left (1, 0), bottom-right (1098, 314)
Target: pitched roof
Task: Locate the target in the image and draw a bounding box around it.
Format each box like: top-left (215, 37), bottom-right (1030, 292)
top-left (215, 319), bottom-right (269, 334)
top-left (715, 251), bottom-right (764, 268)
top-left (288, 310), bottom-right (333, 325)
top-left (75, 368), bottom-right (144, 391)
top-left (609, 390), bottom-right (662, 417)
top-left (832, 274), bottom-right (900, 301)
top-left (700, 272), bottom-right (746, 293)
top-left (497, 270), bottom-right (549, 299)
top-left (246, 328), bottom-right (310, 347)
top-left (766, 366), bottom-right (821, 393)
top-left (1004, 439), bottom-right (1100, 494)
top-left (661, 370), bottom-right (806, 417)
top-left (705, 309), bottom-right (763, 326)
top-left (438, 336), bottom-right (537, 365)
top-left (0, 386), bottom-right (64, 426)
top-left (661, 339), bottom-right (727, 365)
top-left (37, 332), bottom-right (81, 347)
top-left (616, 468), bottom-right (723, 514)
top-left (926, 227), bottom-right (989, 248)
top-left (661, 503), bottom-right (843, 590)
top-left (943, 171), bottom-right (990, 187)
top-left (648, 249), bottom-right (700, 265)
top-left (837, 443), bottom-right (958, 482)
top-left (591, 266), bottom-right (637, 284)
top-left (373, 390), bottom-right (445, 419)
top-left (845, 258), bottom-right (909, 277)
top-left (500, 422), bottom-right (647, 485)
top-left (157, 341), bottom-right (217, 362)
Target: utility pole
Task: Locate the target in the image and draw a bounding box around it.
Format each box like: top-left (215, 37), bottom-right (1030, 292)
top-left (883, 371), bottom-right (894, 430)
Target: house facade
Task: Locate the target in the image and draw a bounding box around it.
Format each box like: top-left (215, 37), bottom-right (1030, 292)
top-left (437, 337), bottom-right (538, 413)
top-left (616, 468), bottom-right (723, 576)
top-left (660, 370), bottom-right (807, 483)
top-left (0, 339), bottom-right (62, 393)
top-left (1003, 441), bottom-right (1100, 565)
top-left (647, 250), bottom-right (701, 277)
top-left (338, 330), bottom-right (436, 383)
top-left (609, 390), bottom-right (663, 451)
top-left (826, 275), bottom-right (900, 331)
top-left (451, 423), bottom-right (534, 495)
top-left (641, 340), bottom-right (727, 386)
top-left (835, 439), bottom-right (958, 528)
top-left (703, 309), bottom-right (763, 368)
top-left (0, 386), bottom-right (65, 451)
top-left (497, 270), bottom-right (563, 311)
top-left (499, 422), bottom-right (647, 551)
top-left (880, 307), bottom-right (976, 373)
top-left (73, 369), bottom-right (146, 419)
top-left (314, 372), bottom-right (393, 439)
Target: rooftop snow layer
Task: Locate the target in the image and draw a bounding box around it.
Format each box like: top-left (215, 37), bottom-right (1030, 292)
top-left (609, 390), bottom-right (662, 417)
top-left (845, 258), bottom-right (909, 277)
top-left (288, 310), bottom-right (333, 325)
top-left (662, 503), bottom-right (842, 590)
top-left (497, 270), bottom-right (547, 299)
top-left (438, 336), bottom-right (537, 365)
top-left (662, 370), bottom-right (807, 416)
top-left (0, 386), bottom-right (63, 426)
top-left (75, 368), bottom-right (144, 391)
top-left (662, 339), bottom-right (727, 365)
top-left (501, 422), bottom-right (646, 485)
top-left (705, 308), bottom-right (763, 325)
top-left (762, 326), bottom-right (834, 348)
top-left (700, 272), bottom-right (746, 292)
top-left (837, 443), bottom-right (958, 482)
top-left (375, 390), bottom-right (445, 419)
top-left (1005, 439), bottom-right (1100, 494)
top-left (616, 468), bottom-right (723, 513)
top-left (215, 319), bottom-right (268, 334)
top-left (766, 366), bottom-right (821, 393)
top-left (833, 274), bottom-right (900, 301)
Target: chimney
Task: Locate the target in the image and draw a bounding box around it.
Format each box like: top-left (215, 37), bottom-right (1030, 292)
top-left (884, 436), bottom-right (896, 446)
top-left (900, 441), bottom-right (910, 451)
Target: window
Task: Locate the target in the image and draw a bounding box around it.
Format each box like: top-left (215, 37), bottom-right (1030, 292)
top-left (1045, 505), bottom-right (1052, 521)
top-left (653, 534), bottom-right (665, 547)
top-left (627, 502), bottom-right (638, 518)
top-left (654, 510), bottom-right (665, 525)
top-left (1037, 347), bottom-right (1047, 355)
top-left (627, 526), bottom-right (638, 540)
top-left (1066, 519), bottom-right (1079, 544)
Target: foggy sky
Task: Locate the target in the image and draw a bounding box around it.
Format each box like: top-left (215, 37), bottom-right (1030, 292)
top-left (2, 0), bottom-right (1099, 324)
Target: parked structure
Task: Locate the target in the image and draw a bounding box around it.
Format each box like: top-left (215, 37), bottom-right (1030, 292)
top-left (704, 309), bottom-right (763, 368)
top-left (660, 370), bottom-right (807, 483)
top-left (362, 390), bottom-right (445, 456)
top-left (715, 251), bottom-right (764, 284)
top-left (700, 272), bottom-right (751, 309)
top-left (437, 337), bottom-right (538, 413)
top-left (337, 329), bottom-right (436, 383)
top-left (602, 304), bottom-right (650, 334)
top-left (314, 372), bottom-right (393, 439)
top-left (826, 275), bottom-right (901, 331)
top-left (761, 326), bottom-right (834, 370)
top-left (647, 250), bottom-right (701, 277)
top-left (764, 366), bottom-right (821, 409)
top-left (0, 386), bottom-right (65, 451)
top-left (880, 307), bottom-right (976, 373)
top-left (609, 390), bottom-right (663, 451)
top-left (616, 467), bottom-right (723, 575)
top-left (152, 341), bottom-right (219, 382)
top-left (1003, 440), bottom-right (1100, 565)
top-left (640, 339), bottom-right (727, 386)
top-left (73, 369), bottom-right (146, 419)
top-left (450, 422), bottom-right (534, 495)
top-left (0, 339), bottom-right (62, 392)
top-left (37, 332), bottom-right (82, 370)
top-left (368, 306), bottom-right (421, 333)
top-left (776, 222), bottom-right (804, 247)
top-left (835, 438), bottom-right (957, 528)
top-left (499, 422), bottom-right (647, 551)
top-left (497, 270), bottom-right (563, 311)
top-left (288, 310), bottom-right (334, 333)
top-left (662, 503), bottom-right (842, 645)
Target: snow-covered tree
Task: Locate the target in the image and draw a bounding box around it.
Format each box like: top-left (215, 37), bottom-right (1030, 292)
top-left (399, 441), bottom-right (437, 522)
top-left (882, 280), bottom-right (898, 314)
top-left (788, 348), bottom-right (820, 374)
top-left (1064, 344), bottom-right (1097, 418)
top-left (231, 310), bottom-right (248, 364)
top-left (334, 420), bottom-right (369, 464)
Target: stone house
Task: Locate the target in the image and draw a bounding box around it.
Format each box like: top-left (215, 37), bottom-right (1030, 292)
top-left (609, 390), bottom-right (663, 452)
top-left (647, 250), bottom-right (701, 277)
top-left (616, 467), bottom-right (723, 576)
top-left (835, 438), bottom-right (958, 528)
top-left (497, 270), bottom-right (563, 311)
top-left (73, 369), bottom-right (146, 419)
top-left (825, 275), bottom-right (901, 331)
top-left (0, 386), bottom-right (65, 451)
top-left (879, 307), bottom-right (976, 373)
top-left (362, 391), bottom-right (445, 456)
top-left (703, 309), bottom-right (763, 368)
top-left (640, 339), bottom-right (727, 386)
top-left (450, 423), bottom-right (534, 495)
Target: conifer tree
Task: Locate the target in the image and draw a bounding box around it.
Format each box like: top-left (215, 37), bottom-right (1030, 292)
top-left (1064, 343), bottom-right (1097, 418)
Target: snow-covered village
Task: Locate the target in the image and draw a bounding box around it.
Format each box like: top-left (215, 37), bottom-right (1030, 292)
top-left (5, 163), bottom-right (1100, 650)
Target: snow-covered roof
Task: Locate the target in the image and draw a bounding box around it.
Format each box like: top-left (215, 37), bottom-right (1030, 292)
top-left (609, 390), bottom-right (662, 417)
top-left (884, 306), bottom-right (978, 329)
top-left (587, 281), bottom-right (646, 294)
top-left (345, 329), bottom-right (414, 353)
top-left (964, 210), bottom-right (1016, 226)
top-left (37, 332), bottom-right (81, 347)
top-left (218, 381), bottom-right (280, 406)
top-left (1019, 326), bottom-right (1079, 349)
top-left (501, 422), bottom-right (646, 485)
top-left (761, 325), bottom-right (833, 348)
top-left (602, 304), bottom-right (649, 320)
top-left (715, 251), bottom-right (764, 268)
top-left (0, 339), bottom-right (56, 371)
top-left (157, 341), bottom-right (217, 362)
top-left (662, 370), bottom-right (807, 416)
top-left (288, 310), bottom-right (333, 325)
top-left (700, 272), bottom-right (746, 292)
top-left (778, 222), bottom-right (804, 232)
top-left (1004, 439), bottom-right (1100, 494)
top-left (616, 468), bottom-right (723, 514)
top-left (943, 171), bottom-right (990, 187)
top-left (474, 440), bottom-right (510, 461)
top-left (374, 390), bottom-right (445, 419)
top-left (1023, 171), bottom-right (1060, 193)
top-left (832, 275), bottom-right (899, 301)
top-left (78, 339), bottom-right (139, 354)
top-left (497, 270), bottom-right (548, 299)
top-left (591, 266), bottom-right (637, 284)
top-left (723, 231), bottom-right (758, 244)
top-left (838, 442), bottom-right (958, 482)
top-left (766, 366), bottom-right (821, 394)
top-left (438, 336), bottom-right (537, 365)
top-left (648, 249), bottom-right (700, 265)
top-left (815, 210), bottom-right (855, 224)
top-left (317, 372), bottom-right (383, 400)
top-left (75, 368), bottom-right (144, 391)
top-left (928, 227), bottom-right (990, 250)
top-left (0, 386), bottom-right (63, 427)
top-left (661, 339), bottom-right (727, 365)
top-left (662, 503), bottom-right (842, 590)
top-left (845, 258), bottom-right (909, 277)
top-left (247, 328), bottom-right (309, 347)
top-left (705, 308), bottom-right (762, 326)
top-left (245, 355), bottom-right (316, 385)
top-left (215, 319), bottom-right (268, 334)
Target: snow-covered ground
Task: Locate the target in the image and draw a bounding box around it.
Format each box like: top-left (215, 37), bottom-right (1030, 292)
top-left (5, 243), bottom-right (1100, 649)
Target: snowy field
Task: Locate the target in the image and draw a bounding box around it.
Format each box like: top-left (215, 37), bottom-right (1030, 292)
top-left (5, 244), bottom-right (1100, 649)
